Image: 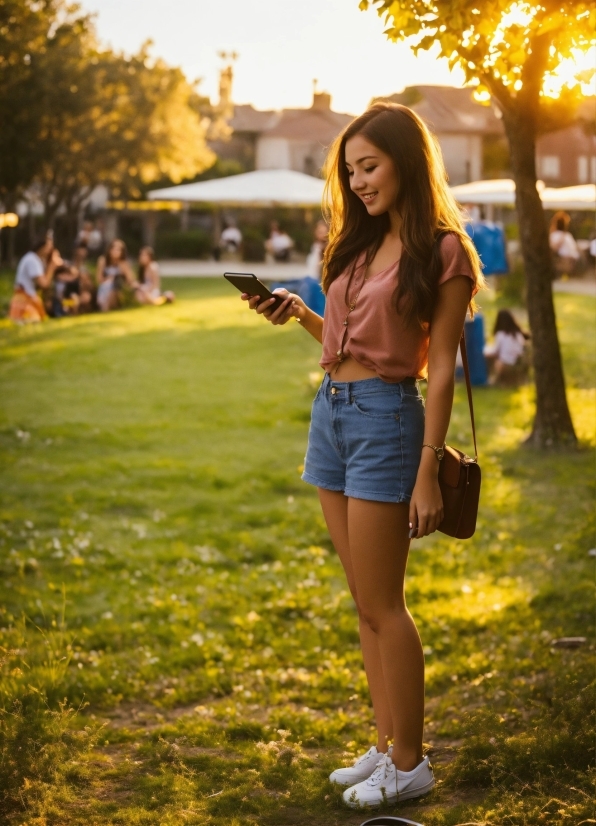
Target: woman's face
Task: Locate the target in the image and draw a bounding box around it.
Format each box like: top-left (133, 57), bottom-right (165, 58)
top-left (344, 134), bottom-right (399, 217)
top-left (109, 241), bottom-right (123, 261)
top-left (139, 249), bottom-right (150, 266)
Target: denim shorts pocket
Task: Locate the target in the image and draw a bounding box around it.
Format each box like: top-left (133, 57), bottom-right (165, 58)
top-left (351, 391), bottom-right (401, 419)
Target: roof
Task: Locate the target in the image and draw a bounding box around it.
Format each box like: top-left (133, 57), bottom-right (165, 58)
top-left (262, 106), bottom-right (353, 144)
top-left (229, 104), bottom-right (279, 133)
top-left (377, 86), bottom-right (504, 135)
top-left (228, 94), bottom-right (353, 145)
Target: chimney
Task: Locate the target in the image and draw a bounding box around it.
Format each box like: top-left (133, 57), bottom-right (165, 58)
top-left (312, 91), bottom-right (331, 111)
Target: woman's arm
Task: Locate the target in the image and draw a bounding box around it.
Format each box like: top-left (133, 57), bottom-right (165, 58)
top-left (36, 249), bottom-right (62, 289)
top-left (96, 256), bottom-right (106, 282)
top-left (243, 289), bottom-right (324, 344)
top-left (121, 261), bottom-right (136, 286)
top-left (409, 275), bottom-right (472, 538)
top-left (148, 262), bottom-right (160, 291)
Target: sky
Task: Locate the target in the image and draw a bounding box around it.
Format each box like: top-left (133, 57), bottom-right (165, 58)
top-left (79, 0), bottom-right (467, 114)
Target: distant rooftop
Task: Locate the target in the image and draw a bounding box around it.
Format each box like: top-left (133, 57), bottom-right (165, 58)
top-left (375, 86), bottom-right (504, 135)
top-left (229, 92), bottom-right (353, 144)
top-left (228, 104), bottom-right (279, 133)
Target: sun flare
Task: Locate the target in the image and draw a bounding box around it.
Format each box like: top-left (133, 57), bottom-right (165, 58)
top-left (543, 46), bottom-right (596, 98)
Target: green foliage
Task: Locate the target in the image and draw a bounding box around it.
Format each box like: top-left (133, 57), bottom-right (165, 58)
top-left (0, 0), bottom-right (214, 219)
top-left (242, 227), bottom-right (266, 262)
top-left (155, 229), bottom-right (213, 260)
top-left (360, 0), bottom-right (595, 114)
top-left (497, 259), bottom-right (526, 305)
top-left (0, 280), bottom-right (593, 824)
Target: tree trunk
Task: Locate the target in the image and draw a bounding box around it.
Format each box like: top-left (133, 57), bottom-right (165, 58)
top-left (502, 107), bottom-right (577, 447)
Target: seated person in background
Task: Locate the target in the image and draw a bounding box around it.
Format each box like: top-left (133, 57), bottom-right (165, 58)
top-left (549, 211), bottom-right (580, 276)
top-left (96, 239), bottom-right (135, 312)
top-left (71, 242), bottom-right (95, 312)
top-left (9, 234), bottom-right (62, 323)
top-left (50, 263), bottom-right (94, 316)
top-left (484, 309), bottom-right (530, 386)
top-left (220, 222), bottom-right (242, 254)
top-left (76, 219), bottom-right (103, 257)
top-left (135, 246), bottom-right (175, 306)
top-left (265, 221), bottom-right (294, 262)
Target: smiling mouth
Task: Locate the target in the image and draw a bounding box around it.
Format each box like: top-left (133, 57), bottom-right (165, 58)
top-left (362, 192), bottom-right (378, 202)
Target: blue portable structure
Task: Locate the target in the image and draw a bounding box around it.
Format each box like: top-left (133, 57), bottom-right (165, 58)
top-left (465, 221), bottom-right (508, 276)
top-left (270, 276), bottom-right (326, 316)
top-left (463, 314), bottom-right (488, 386)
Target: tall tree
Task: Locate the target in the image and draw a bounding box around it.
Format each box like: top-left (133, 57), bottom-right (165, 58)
top-left (0, 0), bottom-right (58, 207)
top-left (360, 0), bottom-right (595, 447)
top-left (0, 1), bottom-right (214, 244)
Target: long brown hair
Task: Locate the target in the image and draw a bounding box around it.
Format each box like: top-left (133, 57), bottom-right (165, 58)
top-left (106, 239), bottom-right (128, 266)
top-left (138, 246), bottom-right (155, 284)
top-left (322, 102), bottom-right (483, 326)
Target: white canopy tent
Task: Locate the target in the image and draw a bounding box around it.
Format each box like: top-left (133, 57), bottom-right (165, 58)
top-left (450, 178), bottom-right (596, 211)
top-left (148, 168), bottom-right (325, 208)
top-left (541, 184), bottom-right (596, 211)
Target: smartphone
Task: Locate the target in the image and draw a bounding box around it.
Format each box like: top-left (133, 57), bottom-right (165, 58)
top-left (223, 272), bottom-right (286, 311)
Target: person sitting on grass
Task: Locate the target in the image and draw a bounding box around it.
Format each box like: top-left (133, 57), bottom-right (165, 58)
top-left (96, 239), bottom-right (136, 312)
top-left (241, 102), bottom-right (483, 809)
top-left (72, 242), bottom-right (96, 310)
top-left (483, 309), bottom-right (530, 386)
top-left (50, 263), bottom-right (94, 317)
top-left (135, 247), bottom-right (175, 306)
top-left (9, 234), bottom-right (62, 323)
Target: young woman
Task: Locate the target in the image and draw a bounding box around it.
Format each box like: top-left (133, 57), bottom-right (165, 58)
top-left (96, 239), bottom-right (135, 312)
top-left (135, 247), bottom-right (175, 306)
top-left (242, 103), bottom-right (483, 808)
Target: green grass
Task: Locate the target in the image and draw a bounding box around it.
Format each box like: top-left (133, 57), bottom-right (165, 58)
top-left (0, 276), bottom-right (594, 826)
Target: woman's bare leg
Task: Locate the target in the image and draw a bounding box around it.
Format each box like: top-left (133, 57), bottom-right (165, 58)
top-left (318, 488), bottom-right (393, 753)
top-left (347, 497), bottom-right (425, 772)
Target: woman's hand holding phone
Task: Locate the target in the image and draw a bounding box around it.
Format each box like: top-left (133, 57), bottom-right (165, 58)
top-left (241, 288), bottom-right (306, 326)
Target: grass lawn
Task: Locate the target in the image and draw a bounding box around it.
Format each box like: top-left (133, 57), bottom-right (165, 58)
top-left (0, 276), bottom-right (594, 826)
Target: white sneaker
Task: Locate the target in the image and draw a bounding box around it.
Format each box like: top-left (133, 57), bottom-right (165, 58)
top-left (342, 753), bottom-right (434, 807)
top-left (329, 745), bottom-right (392, 786)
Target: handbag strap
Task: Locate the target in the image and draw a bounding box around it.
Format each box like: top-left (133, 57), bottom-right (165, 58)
top-left (459, 330), bottom-right (478, 461)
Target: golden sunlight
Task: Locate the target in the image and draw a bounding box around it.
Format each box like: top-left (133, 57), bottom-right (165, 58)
top-left (543, 46), bottom-right (596, 98)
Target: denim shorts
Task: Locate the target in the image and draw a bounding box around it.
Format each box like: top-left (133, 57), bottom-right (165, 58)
top-left (302, 373), bottom-right (425, 503)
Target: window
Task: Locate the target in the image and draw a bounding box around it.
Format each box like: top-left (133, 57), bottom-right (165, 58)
top-left (578, 156), bottom-right (596, 183)
top-left (578, 156), bottom-right (588, 183)
top-left (540, 155), bottom-right (560, 179)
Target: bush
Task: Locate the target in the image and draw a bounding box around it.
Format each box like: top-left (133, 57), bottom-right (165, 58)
top-left (242, 227), bottom-right (266, 262)
top-left (497, 259), bottom-right (526, 306)
top-left (155, 229), bottom-right (212, 259)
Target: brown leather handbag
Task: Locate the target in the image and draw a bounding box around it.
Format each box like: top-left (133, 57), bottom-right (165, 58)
top-left (437, 331), bottom-right (481, 539)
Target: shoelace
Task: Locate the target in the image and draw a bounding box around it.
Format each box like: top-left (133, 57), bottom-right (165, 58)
top-left (366, 754), bottom-right (393, 787)
top-left (354, 748), bottom-right (375, 766)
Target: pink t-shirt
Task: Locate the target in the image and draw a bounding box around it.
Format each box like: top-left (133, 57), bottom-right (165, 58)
top-left (320, 233), bottom-right (476, 383)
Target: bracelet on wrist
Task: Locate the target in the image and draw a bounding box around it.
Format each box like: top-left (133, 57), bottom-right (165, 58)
top-left (422, 442), bottom-right (445, 461)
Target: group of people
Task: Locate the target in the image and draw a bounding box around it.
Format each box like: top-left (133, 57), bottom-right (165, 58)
top-left (9, 233), bottom-right (174, 324)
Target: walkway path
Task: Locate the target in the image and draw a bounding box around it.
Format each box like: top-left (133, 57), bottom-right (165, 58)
top-left (160, 259), bottom-right (596, 296)
top-left (159, 260), bottom-right (310, 281)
